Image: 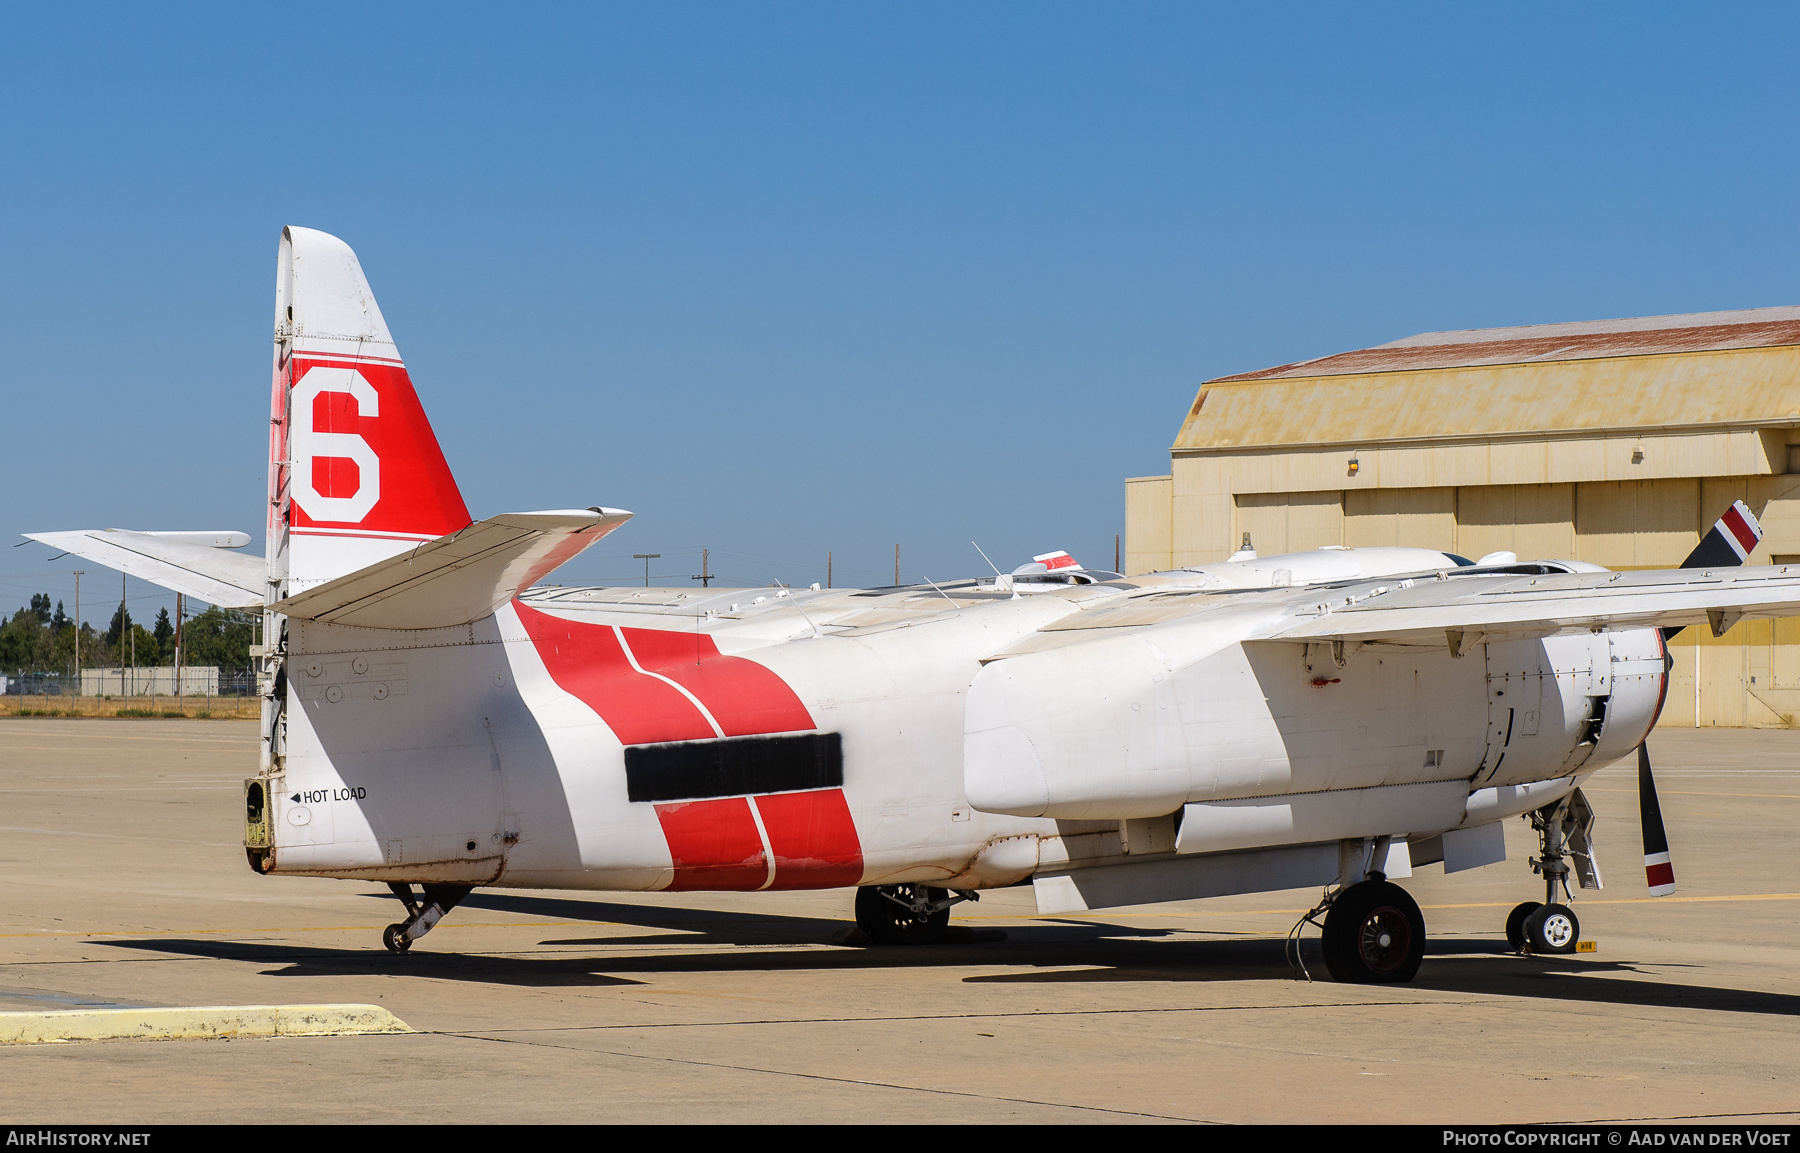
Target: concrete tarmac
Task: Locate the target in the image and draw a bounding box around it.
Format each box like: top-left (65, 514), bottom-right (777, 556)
top-left (0, 718), bottom-right (1796, 1125)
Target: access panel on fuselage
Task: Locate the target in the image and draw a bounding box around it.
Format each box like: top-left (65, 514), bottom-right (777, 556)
top-left (1243, 641), bottom-right (1489, 794)
top-left (274, 616), bottom-right (569, 881)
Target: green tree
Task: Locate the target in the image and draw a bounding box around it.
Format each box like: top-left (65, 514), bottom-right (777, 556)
top-left (128, 622), bottom-right (160, 666)
top-left (106, 604), bottom-right (132, 648)
top-left (180, 606), bottom-right (257, 668)
top-left (29, 593), bottom-right (50, 625)
top-left (71, 623), bottom-right (98, 670)
top-left (0, 605), bottom-right (44, 673)
top-left (152, 608), bottom-right (174, 661)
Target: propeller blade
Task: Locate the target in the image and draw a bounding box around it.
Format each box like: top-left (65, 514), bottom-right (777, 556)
top-left (1639, 743), bottom-right (1676, 896)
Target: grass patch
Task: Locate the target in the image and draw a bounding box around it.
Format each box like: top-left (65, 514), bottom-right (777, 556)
top-left (0, 700), bottom-right (255, 719)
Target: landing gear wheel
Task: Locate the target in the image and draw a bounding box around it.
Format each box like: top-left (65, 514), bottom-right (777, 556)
top-left (1321, 880), bottom-right (1426, 984)
top-left (1505, 901), bottom-right (1543, 952)
top-left (382, 923), bottom-right (412, 954)
top-left (855, 884), bottom-right (951, 945)
top-left (1524, 902), bottom-right (1579, 955)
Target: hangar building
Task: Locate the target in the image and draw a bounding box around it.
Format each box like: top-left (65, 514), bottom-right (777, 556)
top-left (1125, 306), bottom-right (1800, 728)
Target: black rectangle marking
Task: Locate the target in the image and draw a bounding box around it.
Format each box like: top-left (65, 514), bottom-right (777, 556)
top-left (625, 731), bottom-right (843, 803)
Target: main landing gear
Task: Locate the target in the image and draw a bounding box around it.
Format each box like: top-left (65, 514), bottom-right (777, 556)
top-left (1320, 877), bottom-right (1426, 984)
top-left (1505, 795), bottom-right (1593, 955)
top-left (1295, 839), bottom-right (1427, 983)
top-left (853, 884), bottom-right (978, 945)
top-left (382, 882), bottom-right (472, 953)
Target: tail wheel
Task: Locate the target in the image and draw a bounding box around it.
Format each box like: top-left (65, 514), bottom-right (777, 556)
top-left (1524, 903), bottom-right (1579, 955)
top-left (1321, 879), bottom-right (1426, 984)
top-left (854, 884), bottom-right (950, 946)
top-left (1505, 901), bottom-right (1543, 952)
top-left (382, 923), bottom-right (412, 954)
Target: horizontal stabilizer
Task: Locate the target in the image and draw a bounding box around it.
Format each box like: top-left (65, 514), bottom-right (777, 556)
top-left (22, 529), bottom-right (264, 608)
top-left (273, 508), bottom-right (632, 629)
top-left (1268, 565), bottom-right (1800, 647)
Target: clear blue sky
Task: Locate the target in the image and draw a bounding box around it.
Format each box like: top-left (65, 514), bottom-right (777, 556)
top-left (6, 4), bottom-right (1800, 625)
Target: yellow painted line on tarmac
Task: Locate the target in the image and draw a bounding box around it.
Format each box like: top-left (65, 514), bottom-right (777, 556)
top-left (0, 1003), bottom-right (410, 1044)
top-left (1418, 893), bottom-right (1800, 910)
top-left (0, 920), bottom-right (660, 939)
top-left (1585, 787), bottom-right (1800, 800)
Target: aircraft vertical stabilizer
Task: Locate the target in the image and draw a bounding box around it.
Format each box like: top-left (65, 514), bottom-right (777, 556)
top-left (270, 227), bottom-right (473, 597)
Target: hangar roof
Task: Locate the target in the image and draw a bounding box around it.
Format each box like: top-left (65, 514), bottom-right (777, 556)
top-left (1214, 305), bottom-right (1800, 383)
top-left (1176, 306), bottom-right (1800, 453)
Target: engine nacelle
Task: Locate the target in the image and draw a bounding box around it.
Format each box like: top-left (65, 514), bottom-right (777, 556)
top-left (963, 623), bottom-right (1667, 821)
top-left (1476, 628), bottom-right (1667, 788)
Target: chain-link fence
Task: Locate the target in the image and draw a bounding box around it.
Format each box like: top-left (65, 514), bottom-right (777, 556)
top-left (4, 668), bottom-right (258, 697)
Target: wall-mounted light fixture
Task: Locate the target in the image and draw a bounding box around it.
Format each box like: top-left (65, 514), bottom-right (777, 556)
top-left (1347, 455), bottom-right (1360, 476)
top-left (1631, 445), bottom-right (1645, 463)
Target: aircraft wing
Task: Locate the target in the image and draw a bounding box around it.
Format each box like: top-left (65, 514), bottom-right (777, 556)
top-left (273, 508), bottom-right (631, 629)
top-left (22, 529), bottom-right (265, 608)
top-left (1266, 565), bottom-right (1800, 647)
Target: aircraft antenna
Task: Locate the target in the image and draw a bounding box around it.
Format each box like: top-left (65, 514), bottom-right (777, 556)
top-left (970, 541), bottom-right (1002, 577)
top-left (920, 576), bottom-right (958, 605)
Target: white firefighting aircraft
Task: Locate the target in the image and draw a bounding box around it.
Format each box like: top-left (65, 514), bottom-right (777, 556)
top-left (29, 227), bottom-right (1800, 981)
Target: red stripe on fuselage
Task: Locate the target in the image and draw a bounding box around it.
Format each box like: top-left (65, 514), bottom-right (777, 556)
top-left (513, 602), bottom-right (714, 743)
top-left (514, 602), bottom-right (848, 891)
top-left (621, 627), bottom-right (815, 737)
top-left (513, 603), bottom-right (817, 743)
top-left (756, 789), bottom-right (864, 889)
top-left (655, 798), bottom-right (768, 890)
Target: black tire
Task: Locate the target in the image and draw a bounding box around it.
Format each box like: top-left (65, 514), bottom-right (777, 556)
top-left (1505, 901), bottom-right (1542, 952)
top-left (854, 884), bottom-right (950, 946)
top-left (1524, 902), bottom-right (1579, 955)
top-left (382, 923), bottom-right (412, 954)
top-left (1322, 880), bottom-right (1426, 984)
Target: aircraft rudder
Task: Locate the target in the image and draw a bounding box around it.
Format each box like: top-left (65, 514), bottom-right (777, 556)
top-left (271, 227), bottom-right (472, 592)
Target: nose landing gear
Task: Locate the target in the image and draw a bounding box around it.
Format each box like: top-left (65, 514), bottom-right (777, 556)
top-left (1507, 795), bottom-right (1594, 955)
top-left (383, 882), bottom-right (473, 953)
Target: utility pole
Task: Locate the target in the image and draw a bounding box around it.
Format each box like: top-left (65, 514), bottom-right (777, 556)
top-left (827, 551), bottom-right (832, 589)
top-left (121, 572), bottom-right (127, 698)
top-left (1115, 534), bottom-right (1121, 573)
top-left (72, 570), bottom-right (82, 697)
top-left (175, 592), bottom-right (184, 706)
top-left (691, 548), bottom-right (711, 588)
top-left (634, 553), bottom-right (661, 588)
top-left (894, 544), bottom-right (900, 586)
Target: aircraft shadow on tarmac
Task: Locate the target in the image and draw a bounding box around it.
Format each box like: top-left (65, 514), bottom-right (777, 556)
top-left (99, 891), bottom-right (1800, 1018)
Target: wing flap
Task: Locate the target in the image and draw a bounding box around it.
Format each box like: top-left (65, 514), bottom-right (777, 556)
top-left (23, 529), bottom-right (264, 608)
top-left (1268, 565), bottom-right (1800, 645)
top-left (273, 508), bottom-right (631, 629)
